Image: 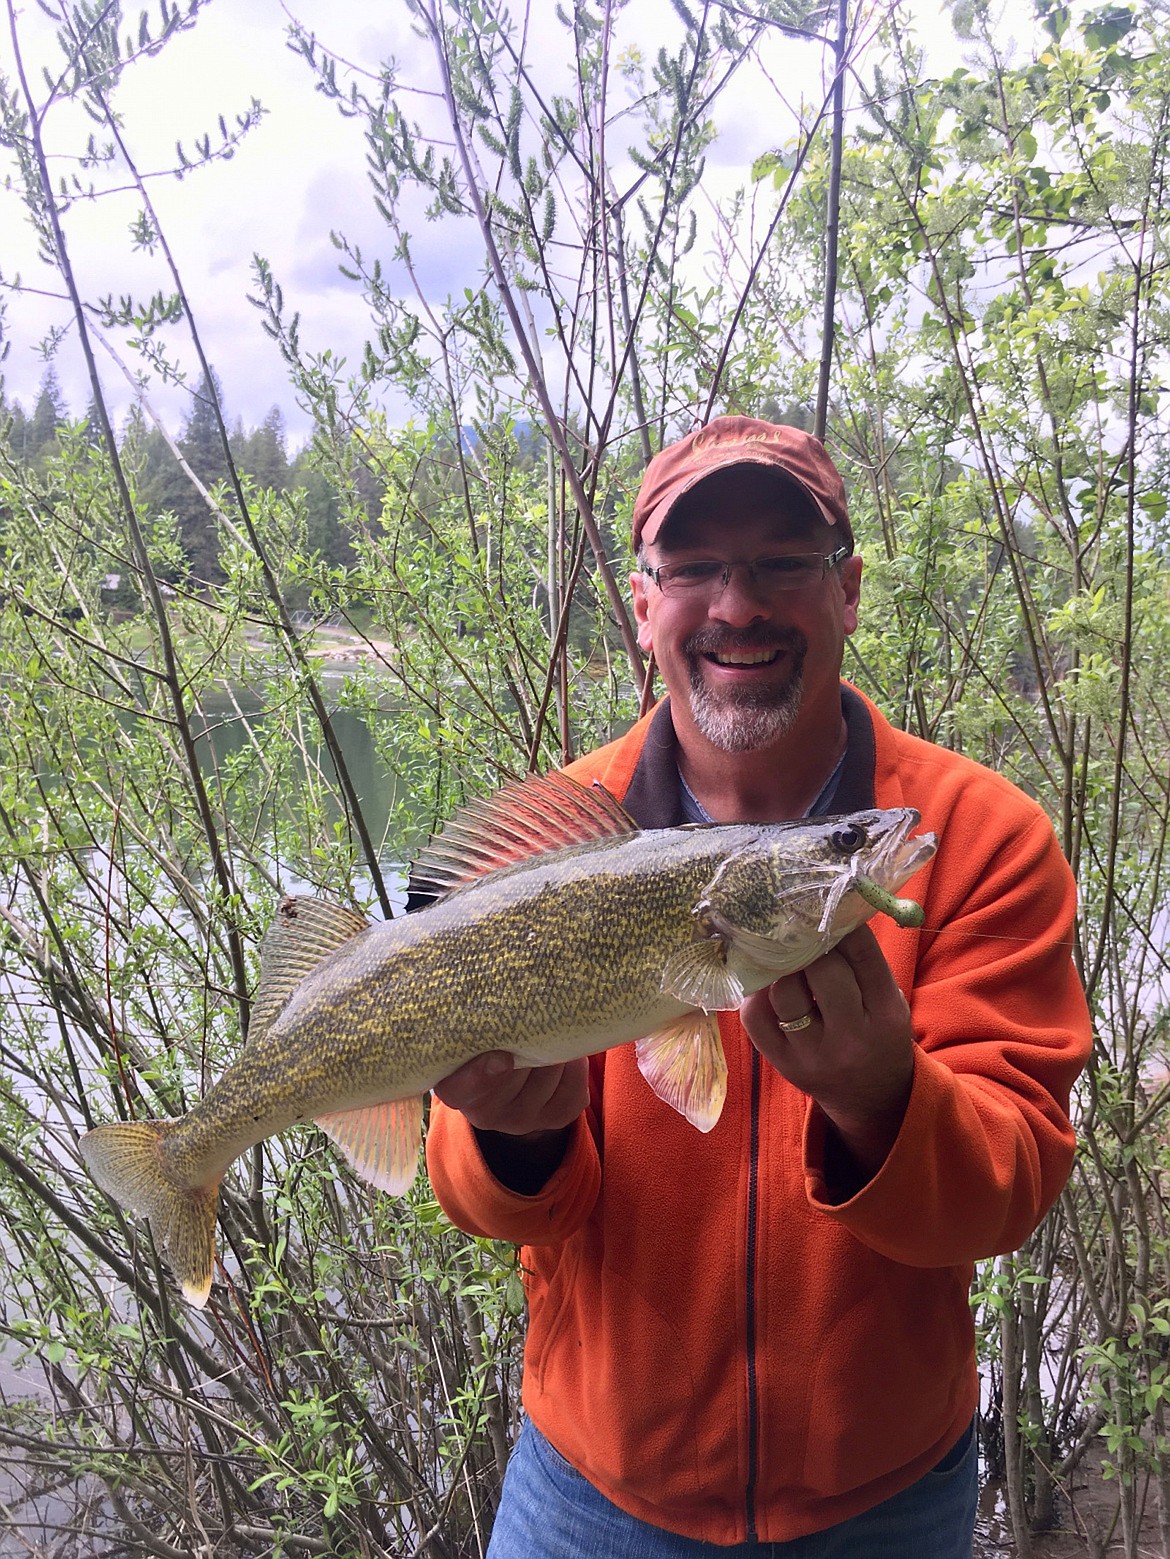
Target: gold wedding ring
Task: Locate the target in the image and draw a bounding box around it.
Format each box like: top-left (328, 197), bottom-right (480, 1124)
top-left (776, 1010), bottom-right (815, 1033)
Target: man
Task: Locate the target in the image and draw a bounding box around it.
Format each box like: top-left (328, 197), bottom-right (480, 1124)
top-left (426, 416), bottom-right (1091, 1555)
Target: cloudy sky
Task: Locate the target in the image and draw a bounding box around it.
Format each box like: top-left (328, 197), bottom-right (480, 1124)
top-left (1, 0), bottom-right (963, 446)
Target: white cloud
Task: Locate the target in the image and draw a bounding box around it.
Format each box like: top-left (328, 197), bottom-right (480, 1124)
top-left (0, 0), bottom-right (966, 445)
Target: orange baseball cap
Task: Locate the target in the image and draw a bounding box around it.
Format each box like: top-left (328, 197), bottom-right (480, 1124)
top-left (632, 415), bottom-right (853, 552)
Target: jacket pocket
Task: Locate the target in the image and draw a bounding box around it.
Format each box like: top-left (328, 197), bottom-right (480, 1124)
top-left (523, 1239), bottom-right (581, 1387)
top-left (799, 1266), bottom-right (974, 1495)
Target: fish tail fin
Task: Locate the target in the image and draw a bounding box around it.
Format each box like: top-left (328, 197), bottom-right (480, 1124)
top-left (79, 1120), bottom-right (220, 1308)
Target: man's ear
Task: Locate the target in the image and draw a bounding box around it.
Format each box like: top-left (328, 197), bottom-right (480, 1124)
top-left (841, 554), bottom-right (863, 637)
top-left (631, 569), bottom-right (655, 654)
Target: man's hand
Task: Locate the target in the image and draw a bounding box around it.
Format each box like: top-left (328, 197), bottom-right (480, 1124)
top-left (433, 1053), bottom-right (589, 1135)
top-left (739, 923), bottom-right (914, 1184)
top-left (433, 1054), bottom-right (590, 1194)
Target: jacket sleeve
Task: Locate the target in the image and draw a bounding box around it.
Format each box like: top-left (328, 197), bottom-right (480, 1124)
top-left (425, 1099), bottom-right (602, 1244)
top-left (804, 805), bottom-right (1091, 1266)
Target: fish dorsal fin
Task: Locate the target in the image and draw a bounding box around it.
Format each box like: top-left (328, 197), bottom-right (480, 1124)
top-left (250, 896), bottom-right (371, 1039)
top-left (409, 772), bottom-right (638, 903)
top-left (636, 1013), bottom-right (728, 1134)
top-left (315, 1096), bottom-right (425, 1197)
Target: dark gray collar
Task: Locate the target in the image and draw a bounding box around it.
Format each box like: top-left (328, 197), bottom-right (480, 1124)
top-left (619, 686), bottom-right (876, 829)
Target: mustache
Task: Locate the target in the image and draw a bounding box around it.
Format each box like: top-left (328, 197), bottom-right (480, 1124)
top-left (684, 624), bottom-right (808, 659)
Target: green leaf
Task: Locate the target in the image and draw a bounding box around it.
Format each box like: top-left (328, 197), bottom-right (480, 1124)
top-left (1084, 6), bottom-right (1135, 50)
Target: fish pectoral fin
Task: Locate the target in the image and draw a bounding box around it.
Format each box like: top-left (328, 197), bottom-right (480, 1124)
top-left (252, 897), bottom-right (371, 1038)
top-left (636, 1014), bottom-right (727, 1134)
top-left (660, 938), bottom-right (744, 1012)
top-left (315, 1096), bottom-right (424, 1197)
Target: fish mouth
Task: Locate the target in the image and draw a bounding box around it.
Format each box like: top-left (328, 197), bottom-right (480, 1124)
top-left (699, 807), bottom-right (937, 954)
top-left (809, 809), bottom-right (935, 938)
top-left (809, 808), bottom-right (936, 937)
top-left (863, 807), bottom-right (936, 891)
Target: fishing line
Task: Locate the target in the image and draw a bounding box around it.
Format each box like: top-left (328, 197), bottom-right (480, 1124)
top-left (911, 925), bottom-right (1079, 947)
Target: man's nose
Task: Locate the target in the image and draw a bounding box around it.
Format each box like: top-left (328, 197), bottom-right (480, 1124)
top-left (709, 562), bottom-right (772, 623)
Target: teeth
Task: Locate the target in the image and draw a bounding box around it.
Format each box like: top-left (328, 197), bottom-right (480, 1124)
top-left (711, 649), bottom-right (779, 666)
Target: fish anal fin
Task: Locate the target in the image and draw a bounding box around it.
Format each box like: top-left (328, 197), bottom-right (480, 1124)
top-left (636, 1014), bottom-right (728, 1134)
top-left (660, 937), bottom-right (744, 1012)
top-left (252, 896), bottom-right (371, 1038)
top-left (78, 1120), bottom-right (220, 1309)
top-left (409, 772), bottom-right (638, 902)
top-left (315, 1096), bottom-right (424, 1196)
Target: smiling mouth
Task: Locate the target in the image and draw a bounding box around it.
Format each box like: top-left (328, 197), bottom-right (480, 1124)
top-left (707, 647), bottom-right (782, 667)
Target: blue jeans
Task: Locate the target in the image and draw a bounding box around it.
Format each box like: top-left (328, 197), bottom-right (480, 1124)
top-left (486, 1417), bottom-right (978, 1557)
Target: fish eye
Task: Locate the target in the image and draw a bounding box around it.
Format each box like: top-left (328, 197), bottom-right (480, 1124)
top-left (830, 823), bottom-right (867, 854)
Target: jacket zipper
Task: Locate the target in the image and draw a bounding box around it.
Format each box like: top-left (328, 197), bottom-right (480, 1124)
top-left (744, 1045), bottom-right (762, 1540)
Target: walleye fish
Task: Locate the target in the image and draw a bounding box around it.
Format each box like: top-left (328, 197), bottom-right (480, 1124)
top-left (79, 772), bottom-right (936, 1307)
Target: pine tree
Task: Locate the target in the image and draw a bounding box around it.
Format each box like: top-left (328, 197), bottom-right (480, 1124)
top-left (170, 369), bottom-right (230, 586)
top-left (81, 393), bottom-right (107, 450)
top-left (28, 368), bottom-right (66, 462)
top-left (1, 396), bottom-right (31, 465)
top-left (238, 406), bottom-right (290, 491)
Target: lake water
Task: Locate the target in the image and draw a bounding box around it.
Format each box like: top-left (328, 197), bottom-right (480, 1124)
top-left (192, 674), bottom-right (408, 855)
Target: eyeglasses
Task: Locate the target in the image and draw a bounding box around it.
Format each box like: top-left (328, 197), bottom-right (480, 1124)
top-left (640, 547), bottom-right (851, 599)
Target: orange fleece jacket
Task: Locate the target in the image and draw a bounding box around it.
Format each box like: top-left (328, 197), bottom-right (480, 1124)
top-left (426, 688), bottom-right (1091, 1544)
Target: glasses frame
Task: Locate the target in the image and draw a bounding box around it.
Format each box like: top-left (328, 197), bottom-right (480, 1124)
top-left (639, 545), bottom-right (852, 598)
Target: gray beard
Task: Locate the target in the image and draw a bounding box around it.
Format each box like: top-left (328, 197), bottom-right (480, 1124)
top-left (684, 630), bottom-right (807, 753)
